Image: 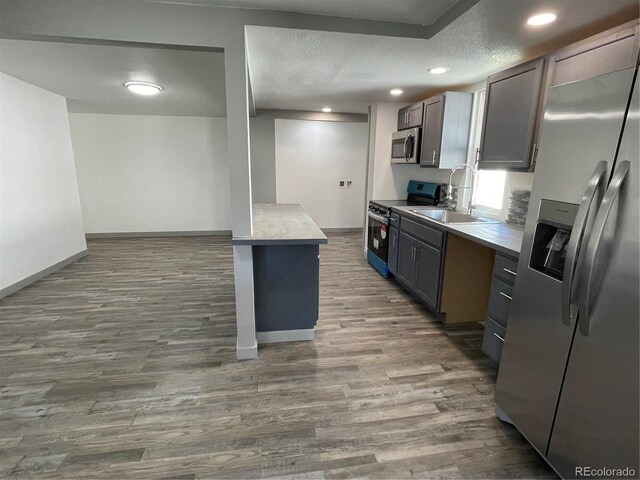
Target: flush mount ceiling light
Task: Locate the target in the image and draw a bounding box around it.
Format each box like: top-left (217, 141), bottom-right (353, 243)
top-left (124, 81), bottom-right (162, 95)
top-left (390, 89), bottom-right (403, 96)
top-left (322, 107), bottom-right (332, 112)
top-left (527, 12), bottom-right (557, 26)
top-left (428, 67), bottom-right (449, 75)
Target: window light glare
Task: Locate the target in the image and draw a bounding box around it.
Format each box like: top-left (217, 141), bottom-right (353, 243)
top-left (428, 67), bottom-right (449, 75)
top-left (390, 89), bottom-right (403, 96)
top-left (527, 13), bottom-right (556, 26)
top-left (322, 107), bottom-right (332, 112)
top-left (124, 82), bottom-right (162, 95)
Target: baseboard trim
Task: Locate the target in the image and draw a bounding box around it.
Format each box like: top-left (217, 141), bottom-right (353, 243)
top-left (236, 341), bottom-right (258, 360)
top-left (86, 230), bottom-right (232, 238)
top-left (257, 329), bottom-right (315, 344)
top-left (321, 228), bottom-right (363, 233)
top-left (0, 249), bottom-right (88, 299)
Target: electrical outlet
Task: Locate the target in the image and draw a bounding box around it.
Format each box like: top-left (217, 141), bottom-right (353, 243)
top-left (346, 180), bottom-right (353, 188)
top-left (339, 180), bottom-right (345, 188)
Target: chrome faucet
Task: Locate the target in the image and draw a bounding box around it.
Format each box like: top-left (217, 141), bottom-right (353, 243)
top-left (446, 163), bottom-right (478, 215)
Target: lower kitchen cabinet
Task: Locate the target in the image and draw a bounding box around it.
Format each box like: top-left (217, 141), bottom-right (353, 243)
top-left (414, 240), bottom-right (442, 307)
top-left (396, 223), bottom-right (444, 311)
top-left (482, 252), bottom-right (519, 365)
top-left (392, 213), bottom-right (509, 325)
top-left (396, 232), bottom-right (418, 288)
top-left (388, 226), bottom-right (399, 275)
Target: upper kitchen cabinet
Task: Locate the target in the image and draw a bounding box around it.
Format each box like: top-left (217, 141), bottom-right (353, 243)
top-left (546, 20), bottom-right (639, 88)
top-left (419, 92), bottom-right (472, 169)
top-left (397, 102), bottom-right (424, 131)
top-left (478, 57), bottom-right (546, 171)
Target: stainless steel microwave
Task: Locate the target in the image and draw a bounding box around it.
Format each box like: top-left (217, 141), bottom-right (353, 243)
top-left (391, 127), bottom-right (420, 163)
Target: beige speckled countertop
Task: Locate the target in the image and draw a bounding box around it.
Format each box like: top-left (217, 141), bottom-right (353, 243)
top-left (391, 206), bottom-right (523, 258)
top-left (232, 203), bottom-right (328, 246)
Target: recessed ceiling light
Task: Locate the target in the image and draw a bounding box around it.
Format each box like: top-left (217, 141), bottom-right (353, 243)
top-left (390, 89), bottom-right (403, 96)
top-left (322, 107), bottom-right (332, 113)
top-left (124, 81), bottom-right (162, 95)
top-left (527, 13), bottom-right (556, 26)
top-left (428, 67), bottom-right (449, 75)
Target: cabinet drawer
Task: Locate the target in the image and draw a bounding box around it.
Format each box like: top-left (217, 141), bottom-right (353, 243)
top-left (390, 213), bottom-right (400, 228)
top-left (493, 253), bottom-right (518, 286)
top-left (400, 217), bottom-right (444, 249)
top-left (482, 316), bottom-right (506, 365)
top-left (487, 278), bottom-right (514, 327)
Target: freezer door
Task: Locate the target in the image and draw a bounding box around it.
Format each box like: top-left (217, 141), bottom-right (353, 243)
top-left (546, 75), bottom-right (639, 479)
top-left (494, 67), bottom-right (636, 455)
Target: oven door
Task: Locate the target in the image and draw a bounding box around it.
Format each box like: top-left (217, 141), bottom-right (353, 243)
top-left (391, 127), bottom-right (420, 163)
top-left (367, 211), bottom-right (390, 262)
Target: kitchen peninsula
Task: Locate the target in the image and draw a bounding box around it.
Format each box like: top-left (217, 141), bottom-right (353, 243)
top-left (232, 203), bottom-right (327, 344)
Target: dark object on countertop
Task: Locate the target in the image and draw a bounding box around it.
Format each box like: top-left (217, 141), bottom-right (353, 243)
top-left (407, 181), bottom-right (440, 206)
top-left (506, 190), bottom-right (530, 227)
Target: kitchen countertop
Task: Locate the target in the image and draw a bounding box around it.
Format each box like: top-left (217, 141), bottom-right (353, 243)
top-left (391, 206), bottom-right (524, 257)
top-left (232, 203), bottom-right (328, 246)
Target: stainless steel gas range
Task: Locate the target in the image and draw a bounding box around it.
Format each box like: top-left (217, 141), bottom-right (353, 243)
top-left (367, 182), bottom-right (442, 278)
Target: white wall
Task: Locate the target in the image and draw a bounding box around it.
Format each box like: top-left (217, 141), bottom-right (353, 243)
top-left (69, 113), bottom-right (231, 233)
top-left (0, 73), bottom-right (87, 292)
top-left (250, 110), bottom-right (369, 204)
top-left (250, 114), bottom-right (277, 204)
top-left (275, 118), bottom-right (368, 229)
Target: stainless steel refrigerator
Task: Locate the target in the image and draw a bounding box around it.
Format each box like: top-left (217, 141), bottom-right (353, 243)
top-left (495, 64), bottom-right (639, 479)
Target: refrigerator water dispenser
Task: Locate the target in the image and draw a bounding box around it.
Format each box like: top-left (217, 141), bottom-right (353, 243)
top-left (529, 199), bottom-right (579, 281)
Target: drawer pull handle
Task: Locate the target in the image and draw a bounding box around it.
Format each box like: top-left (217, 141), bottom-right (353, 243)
top-left (494, 332), bottom-right (505, 342)
top-left (499, 291), bottom-right (513, 301)
top-left (503, 268), bottom-right (517, 276)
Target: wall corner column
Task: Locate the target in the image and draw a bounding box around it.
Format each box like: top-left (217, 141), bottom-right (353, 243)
top-left (225, 31), bottom-right (257, 360)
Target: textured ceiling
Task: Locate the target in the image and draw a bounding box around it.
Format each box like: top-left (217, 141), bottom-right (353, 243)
top-left (1, 0), bottom-right (637, 116)
top-left (246, 0), bottom-right (639, 113)
top-left (0, 40), bottom-right (226, 116)
top-left (147, 0), bottom-right (460, 26)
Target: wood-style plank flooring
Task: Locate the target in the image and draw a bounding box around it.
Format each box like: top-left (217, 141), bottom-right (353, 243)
top-left (0, 233), bottom-right (556, 479)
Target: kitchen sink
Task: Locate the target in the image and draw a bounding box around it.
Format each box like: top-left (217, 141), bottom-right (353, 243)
top-left (410, 209), bottom-right (501, 225)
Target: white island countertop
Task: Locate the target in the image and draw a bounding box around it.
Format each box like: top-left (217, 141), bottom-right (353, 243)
top-left (232, 203), bottom-right (328, 246)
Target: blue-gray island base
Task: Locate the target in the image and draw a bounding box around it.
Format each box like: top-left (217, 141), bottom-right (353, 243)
top-left (232, 204), bottom-right (328, 344)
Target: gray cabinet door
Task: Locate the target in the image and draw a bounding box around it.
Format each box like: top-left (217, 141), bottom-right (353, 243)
top-left (396, 232), bottom-right (417, 288)
top-left (479, 57), bottom-right (545, 170)
top-left (388, 226), bottom-right (399, 275)
top-left (398, 102), bottom-right (424, 130)
top-left (407, 103), bottom-right (424, 128)
top-left (413, 240), bottom-right (442, 308)
top-left (548, 20), bottom-right (638, 88)
top-left (420, 96), bottom-right (444, 167)
top-left (397, 107), bottom-right (409, 130)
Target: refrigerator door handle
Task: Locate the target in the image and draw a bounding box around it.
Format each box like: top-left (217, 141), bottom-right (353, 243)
top-left (578, 160), bottom-right (631, 336)
top-left (561, 161), bottom-right (608, 327)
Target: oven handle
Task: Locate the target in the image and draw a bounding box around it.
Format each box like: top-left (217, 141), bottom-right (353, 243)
top-left (367, 211), bottom-right (390, 224)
